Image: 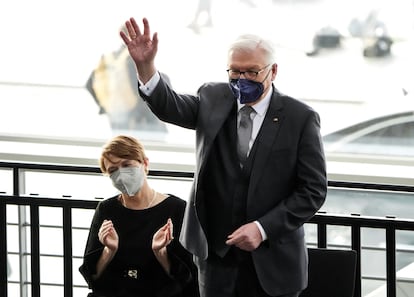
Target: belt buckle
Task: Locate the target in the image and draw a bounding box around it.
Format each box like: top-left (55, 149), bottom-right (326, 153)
top-left (127, 269), bottom-right (138, 279)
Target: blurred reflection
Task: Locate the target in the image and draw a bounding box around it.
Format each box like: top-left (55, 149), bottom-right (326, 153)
top-left (187, 0), bottom-right (257, 34)
top-left (187, 0), bottom-right (213, 33)
top-left (0, 0), bottom-right (413, 144)
top-left (86, 44), bottom-right (169, 133)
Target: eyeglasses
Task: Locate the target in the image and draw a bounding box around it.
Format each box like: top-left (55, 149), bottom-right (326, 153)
top-left (226, 64), bottom-right (271, 80)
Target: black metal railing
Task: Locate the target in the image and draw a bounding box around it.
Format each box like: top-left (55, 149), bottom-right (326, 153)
top-left (1, 161), bottom-right (414, 297)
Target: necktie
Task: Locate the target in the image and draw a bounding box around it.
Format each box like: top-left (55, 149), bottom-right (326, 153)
top-left (237, 106), bottom-right (255, 164)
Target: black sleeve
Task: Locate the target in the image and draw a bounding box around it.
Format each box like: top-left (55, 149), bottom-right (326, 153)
top-left (79, 202), bottom-right (105, 288)
top-left (161, 198), bottom-right (200, 297)
top-left (166, 241), bottom-right (200, 297)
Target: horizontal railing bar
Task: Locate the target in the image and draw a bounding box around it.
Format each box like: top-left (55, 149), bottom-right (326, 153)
top-left (4, 196), bottom-right (414, 229)
top-left (5, 224), bottom-right (91, 231)
top-left (0, 161), bottom-right (101, 174)
top-left (363, 276), bottom-right (414, 283)
top-left (309, 213), bottom-right (414, 229)
top-left (328, 180), bottom-right (414, 193)
top-left (305, 241), bottom-right (414, 253)
top-left (2, 161), bottom-right (414, 192)
top-left (1, 196), bottom-right (98, 209)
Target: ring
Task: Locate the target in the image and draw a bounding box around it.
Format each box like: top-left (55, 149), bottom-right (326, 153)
top-left (131, 35), bottom-right (137, 39)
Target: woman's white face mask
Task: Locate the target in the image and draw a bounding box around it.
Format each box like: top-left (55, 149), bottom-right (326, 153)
top-left (109, 165), bottom-right (145, 196)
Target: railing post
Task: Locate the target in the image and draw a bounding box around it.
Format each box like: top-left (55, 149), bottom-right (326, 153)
top-left (0, 199), bottom-right (7, 297)
top-left (351, 222), bottom-right (362, 297)
top-left (30, 205), bottom-right (41, 297)
top-left (386, 220), bottom-right (396, 297)
top-left (63, 206), bottom-right (73, 297)
top-left (317, 223), bottom-right (327, 248)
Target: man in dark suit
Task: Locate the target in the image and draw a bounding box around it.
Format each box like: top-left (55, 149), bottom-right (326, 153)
top-left (120, 17), bottom-right (327, 297)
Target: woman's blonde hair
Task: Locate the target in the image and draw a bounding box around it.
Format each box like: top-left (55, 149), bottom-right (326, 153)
top-left (99, 135), bottom-right (147, 174)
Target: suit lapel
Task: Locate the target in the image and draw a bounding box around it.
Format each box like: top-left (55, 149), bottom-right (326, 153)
top-left (248, 89), bottom-right (284, 196)
top-left (198, 88), bottom-right (236, 176)
top-left (206, 97), bottom-right (235, 142)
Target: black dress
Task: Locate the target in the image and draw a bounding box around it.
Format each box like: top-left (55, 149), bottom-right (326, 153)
top-left (79, 195), bottom-right (199, 297)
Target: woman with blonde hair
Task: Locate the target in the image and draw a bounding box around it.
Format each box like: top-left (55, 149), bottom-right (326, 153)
top-left (79, 135), bottom-right (199, 297)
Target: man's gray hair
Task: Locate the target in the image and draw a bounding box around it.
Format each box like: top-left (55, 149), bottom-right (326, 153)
top-left (228, 34), bottom-right (275, 64)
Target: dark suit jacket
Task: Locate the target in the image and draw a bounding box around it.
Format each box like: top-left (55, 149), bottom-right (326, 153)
top-left (141, 77), bottom-right (327, 296)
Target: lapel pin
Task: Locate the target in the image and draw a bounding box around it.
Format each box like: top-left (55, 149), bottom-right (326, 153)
top-left (273, 118), bottom-right (279, 122)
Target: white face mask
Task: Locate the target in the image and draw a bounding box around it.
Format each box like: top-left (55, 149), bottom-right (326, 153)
top-left (109, 166), bottom-right (145, 196)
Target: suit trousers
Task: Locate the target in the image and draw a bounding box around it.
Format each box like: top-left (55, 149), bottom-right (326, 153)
top-left (196, 248), bottom-right (301, 297)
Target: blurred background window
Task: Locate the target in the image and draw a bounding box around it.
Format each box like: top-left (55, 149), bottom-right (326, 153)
top-left (0, 0), bottom-right (413, 183)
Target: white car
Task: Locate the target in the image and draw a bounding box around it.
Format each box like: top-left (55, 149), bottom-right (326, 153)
top-left (322, 109), bottom-right (414, 186)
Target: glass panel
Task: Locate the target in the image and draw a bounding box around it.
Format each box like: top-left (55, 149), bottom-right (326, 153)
top-left (74, 286), bottom-right (91, 297)
top-left (304, 224), bottom-right (318, 247)
top-left (40, 226), bottom-right (63, 255)
top-left (326, 225), bottom-right (352, 248)
top-left (39, 207), bottom-right (62, 227)
top-left (19, 166), bottom-right (193, 200)
top-left (72, 209), bottom-right (95, 229)
top-left (361, 227), bottom-right (386, 289)
top-left (72, 228), bottom-right (90, 258)
top-left (324, 117), bottom-right (414, 157)
top-left (23, 171), bottom-right (115, 200)
top-left (41, 285), bottom-right (64, 297)
top-left (149, 177), bottom-right (193, 202)
top-left (0, 0), bottom-right (413, 187)
top-left (6, 224), bottom-right (19, 253)
top-left (0, 169), bottom-right (12, 194)
top-left (73, 257), bottom-right (87, 286)
top-left (7, 283), bottom-right (20, 297)
top-left (323, 188), bottom-right (414, 219)
top-left (6, 204), bottom-right (18, 225)
top-left (362, 279), bottom-right (385, 297)
top-left (7, 254), bottom-right (19, 281)
top-left (40, 256), bottom-right (63, 284)
top-left (1, 0), bottom-right (413, 152)
top-left (396, 230), bottom-right (414, 272)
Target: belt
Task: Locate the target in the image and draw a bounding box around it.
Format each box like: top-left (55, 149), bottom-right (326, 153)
top-left (123, 269), bottom-right (138, 279)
